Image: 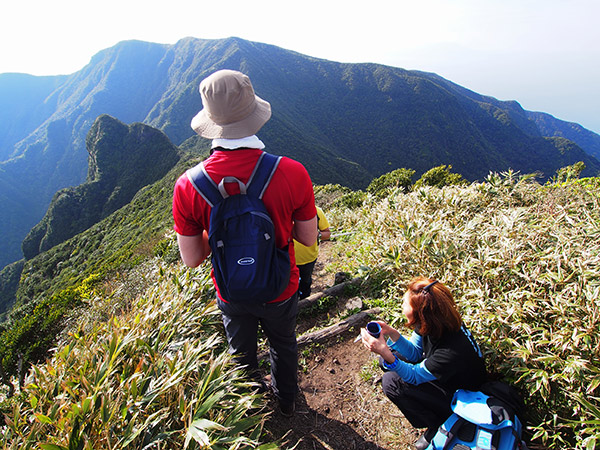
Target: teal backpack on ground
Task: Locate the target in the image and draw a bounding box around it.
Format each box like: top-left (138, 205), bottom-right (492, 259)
top-left (426, 384), bottom-right (528, 450)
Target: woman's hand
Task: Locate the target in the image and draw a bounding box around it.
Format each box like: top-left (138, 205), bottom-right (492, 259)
top-left (376, 321), bottom-right (400, 342)
top-left (360, 328), bottom-right (395, 364)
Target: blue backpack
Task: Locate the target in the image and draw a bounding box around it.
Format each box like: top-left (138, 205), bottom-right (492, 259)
top-left (186, 152), bottom-right (290, 303)
top-left (426, 386), bottom-right (528, 450)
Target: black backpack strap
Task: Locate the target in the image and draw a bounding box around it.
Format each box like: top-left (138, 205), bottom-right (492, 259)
top-left (186, 163), bottom-right (222, 208)
top-left (439, 417), bottom-right (498, 450)
top-left (481, 380), bottom-right (525, 420)
top-left (247, 152), bottom-right (282, 199)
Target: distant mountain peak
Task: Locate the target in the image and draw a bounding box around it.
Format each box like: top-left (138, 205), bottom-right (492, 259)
top-left (21, 115), bottom-right (180, 259)
top-left (1, 36), bottom-right (600, 270)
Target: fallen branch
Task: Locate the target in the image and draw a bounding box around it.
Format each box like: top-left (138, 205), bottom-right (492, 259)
top-left (297, 307), bottom-right (381, 347)
top-left (298, 277), bottom-right (363, 311)
top-left (257, 307), bottom-right (381, 362)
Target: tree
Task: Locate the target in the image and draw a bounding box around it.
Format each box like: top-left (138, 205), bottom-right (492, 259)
top-left (414, 165), bottom-right (467, 189)
top-left (367, 168), bottom-right (416, 198)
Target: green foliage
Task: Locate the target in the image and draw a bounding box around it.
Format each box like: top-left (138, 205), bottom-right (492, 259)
top-left (332, 190), bottom-right (367, 209)
top-left (324, 171), bottom-right (600, 449)
top-left (414, 165), bottom-right (467, 189)
top-left (0, 157), bottom-right (199, 389)
top-left (0, 260), bottom-right (24, 320)
top-left (552, 161), bottom-right (586, 183)
top-left (14, 156), bottom-right (197, 307)
top-left (313, 184), bottom-right (353, 210)
top-left (22, 116), bottom-right (181, 260)
top-left (367, 168), bottom-right (415, 198)
top-left (0, 281), bottom-right (88, 380)
top-left (2, 264), bottom-right (274, 449)
top-left (571, 394), bottom-right (600, 450)
top-left (153, 232), bottom-right (182, 265)
top-left (4, 163), bottom-right (600, 448)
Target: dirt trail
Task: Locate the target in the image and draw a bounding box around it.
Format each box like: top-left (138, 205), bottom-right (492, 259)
top-left (263, 241), bottom-right (420, 449)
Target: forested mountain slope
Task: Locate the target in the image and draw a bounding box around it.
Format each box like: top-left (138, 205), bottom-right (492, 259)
top-left (1, 36), bottom-right (599, 269)
top-left (21, 115), bottom-right (180, 260)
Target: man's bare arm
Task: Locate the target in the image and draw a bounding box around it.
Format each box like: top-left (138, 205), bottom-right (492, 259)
top-left (177, 231), bottom-right (211, 267)
top-left (293, 216), bottom-right (318, 247)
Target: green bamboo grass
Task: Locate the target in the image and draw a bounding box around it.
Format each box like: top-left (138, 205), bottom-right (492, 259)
top-left (324, 172), bottom-right (600, 449)
top-left (1, 265), bottom-right (276, 449)
top-left (3, 171), bottom-right (600, 449)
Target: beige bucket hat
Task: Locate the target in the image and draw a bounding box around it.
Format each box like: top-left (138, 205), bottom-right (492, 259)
top-left (191, 69), bottom-right (272, 139)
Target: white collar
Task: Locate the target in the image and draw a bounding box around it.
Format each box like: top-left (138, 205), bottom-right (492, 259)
top-left (211, 135), bottom-right (265, 150)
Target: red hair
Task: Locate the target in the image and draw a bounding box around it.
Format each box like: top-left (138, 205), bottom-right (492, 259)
top-left (405, 277), bottom-right (461, 339)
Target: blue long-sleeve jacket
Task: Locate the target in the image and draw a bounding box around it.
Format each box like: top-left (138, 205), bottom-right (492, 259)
top-left (383, 324), bottom-right (486, 390)
top-left (382, 331), bottom-right (437, 385)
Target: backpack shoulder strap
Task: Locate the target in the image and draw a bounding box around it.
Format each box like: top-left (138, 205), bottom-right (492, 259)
top-left (247, 152), bottom-right (282, 199)
top-left (186, 153), bottom-right (281, 205)
top-left (186, 162), bottom-right (222, 208)
top-left (427, 414), bottom-right (465, 450)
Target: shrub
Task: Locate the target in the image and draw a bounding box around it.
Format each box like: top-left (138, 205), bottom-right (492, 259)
top-left (0, 275), bottom-right (97, 384)
top-left (366, 168), bottom-right (415, 198)
top-left (313, 184), bottom-right (353, 210)
top-left (552, 161), bottom-right (586, 183)
top-left (414, 165), bottom-right (467, 189)
top-left (333, 190), bottom-right (366, 209)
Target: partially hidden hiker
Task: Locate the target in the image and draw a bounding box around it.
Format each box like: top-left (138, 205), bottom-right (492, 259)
top-left (293, 205), bottom-right (330, 299)
top-left (172, 69), bottom-right (318, 417)
top-left (359, 277), bottom-right (487, 450)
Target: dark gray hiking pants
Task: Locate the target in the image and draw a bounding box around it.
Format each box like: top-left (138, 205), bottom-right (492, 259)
top-left (217, 293), bottom-right (299, 403)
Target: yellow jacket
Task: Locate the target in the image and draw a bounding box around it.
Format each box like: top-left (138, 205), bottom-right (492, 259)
top-left (294, 206), bottom-right (330, 265)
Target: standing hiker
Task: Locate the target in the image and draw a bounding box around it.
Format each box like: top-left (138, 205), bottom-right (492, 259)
top-left (359, 277), bottom-right (487, 449)
top-left (294, 205), bottom-right (331, 299)
top-left (172, 69), bottom-right (318, 417)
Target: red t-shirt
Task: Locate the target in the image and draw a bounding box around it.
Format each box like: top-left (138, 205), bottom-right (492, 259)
top-left (172, 148), bottom-right (317, 302)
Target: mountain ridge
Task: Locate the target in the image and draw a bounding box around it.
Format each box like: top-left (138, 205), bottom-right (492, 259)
top-left (526, 110), bottom-right (600, 161)
top-left (21, 115), bottom-right (180, 260)
top-left (1, 36), bottom-right (599, 269)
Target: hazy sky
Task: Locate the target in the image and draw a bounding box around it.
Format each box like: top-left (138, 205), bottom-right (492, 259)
top-left (2, 0), bottom-right (599, 134)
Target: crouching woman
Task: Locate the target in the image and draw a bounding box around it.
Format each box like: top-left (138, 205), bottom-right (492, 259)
top-left (360, 277), bottom-right (487, 450)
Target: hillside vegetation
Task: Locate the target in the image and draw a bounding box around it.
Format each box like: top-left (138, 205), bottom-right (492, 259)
top-left (21, 115), bottom-right (181, 260)
top-left (2, 36), bottom-right (600, 270)
top-left (1, 165), bottom-right (599, 449)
